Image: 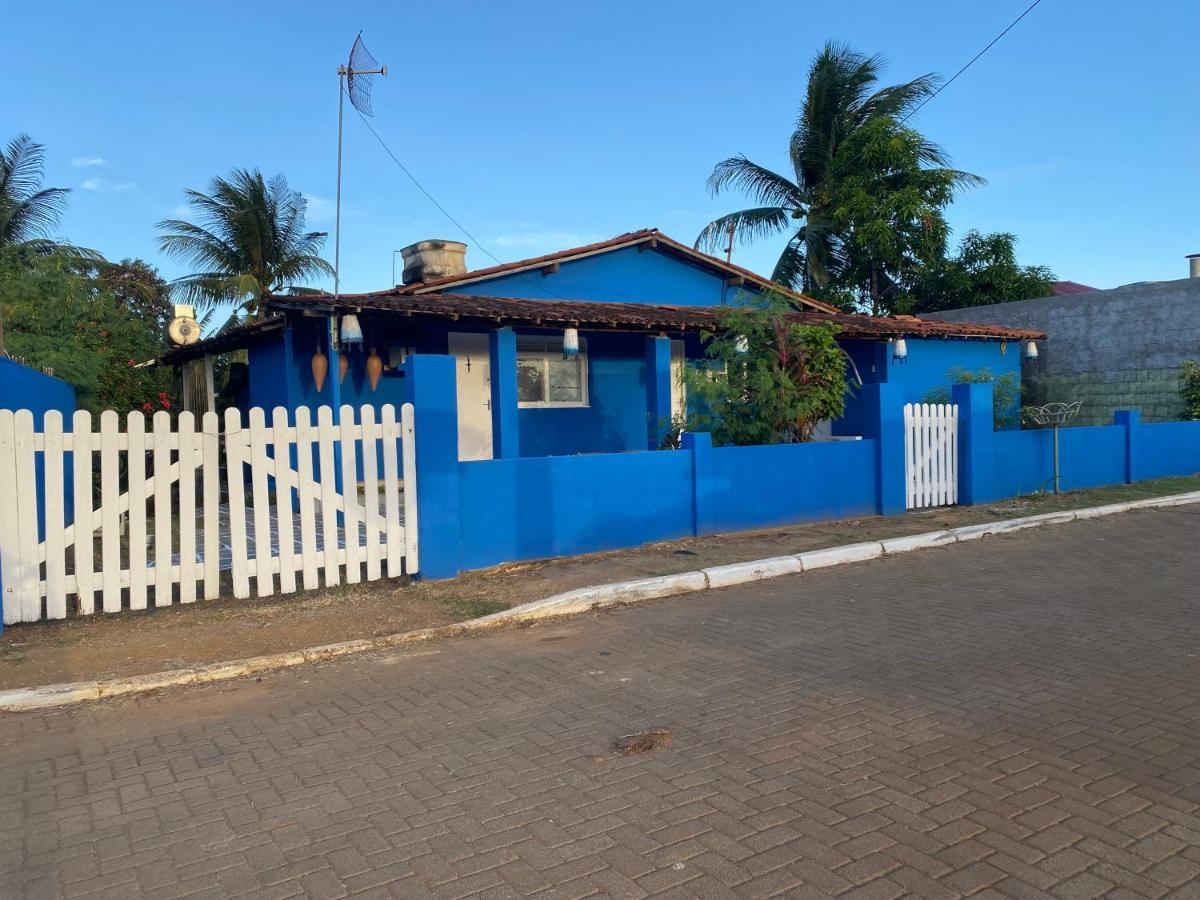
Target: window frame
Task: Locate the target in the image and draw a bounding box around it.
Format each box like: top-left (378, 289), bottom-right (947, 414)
top-left (516, 336), bottom-right (590, 409)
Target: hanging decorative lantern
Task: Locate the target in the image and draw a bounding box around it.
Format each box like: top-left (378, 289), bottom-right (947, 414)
top-left (734, 334), bottom-right (749, 354)
top-left (338, 352), bottom-right (350, 384)
top-left (366, 348), bottom-right (383, 391)
top-left (562, 327), bottom-right (579, 359)
top-left (311, 348), bottom-right (329, 392)
top-left (892, 337), bottom-right (908, 363)
top-left (1023, 340), bottom-right (1039, 360)
top-left (340, 313), bottom-right (364, 349)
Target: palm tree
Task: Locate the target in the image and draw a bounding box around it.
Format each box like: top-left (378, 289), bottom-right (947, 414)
top-left (697, 43), bottom-right (970, 295)
top-left (0, 133), bottom-right (70, 253)
top-left (158, 168), bottom-right (334, 319)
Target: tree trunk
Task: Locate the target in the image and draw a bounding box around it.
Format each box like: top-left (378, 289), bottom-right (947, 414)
top-left (870, 265), bottom-right (881, 317)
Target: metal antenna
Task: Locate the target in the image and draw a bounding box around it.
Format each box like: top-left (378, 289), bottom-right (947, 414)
top-left (334, 32), bottom-right (387, 303)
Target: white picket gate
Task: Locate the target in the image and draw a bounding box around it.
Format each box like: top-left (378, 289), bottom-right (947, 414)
top-left (0, 403), bottom-right (417, 624)
top-left (904, 402), bottom-right (958, 510)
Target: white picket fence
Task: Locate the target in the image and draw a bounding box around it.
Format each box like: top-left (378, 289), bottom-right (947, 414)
top-left (904, 402), bottom-right (958, 510)
top-left (0, 403), bottom-right (417, 624)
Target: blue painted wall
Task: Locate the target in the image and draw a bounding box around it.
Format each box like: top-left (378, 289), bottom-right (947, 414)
top-left (837, 337), bottom-right (1021, 437)
top-left (1139, 421), bottom-right (1200, 479)
top-left (458, 449), bottom-right (696, 569)
top-left (452, 245), bottom-right (759, 307)
top-left (707, 441), bottom-right (878, 530)
top-left (0, 357), bottom-right (77, 539)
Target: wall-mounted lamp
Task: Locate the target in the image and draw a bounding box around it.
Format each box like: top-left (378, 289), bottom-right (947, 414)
top-left (1023, 340), bottom-right (1039, 360)
top-left (340, 313), bottom-right (364, 349)
top-left (563, 327), bottom-right (579, 359)
top-left (891, 337), bottom-right (908, 363)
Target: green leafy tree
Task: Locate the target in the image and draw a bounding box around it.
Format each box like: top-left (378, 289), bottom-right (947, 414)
top-left (158, 168), bottom-right (333, 319)
top-left (682, 293), bottom-right (848, 445)
top-left (903, 230), bottom-right (1055, 314)
top-left (826, 119), bottom-right (979, 315)
top-left (923, 366), bottom-right (1021, 430)
top-left (0, 250), bottom-right (171, 413)
top-left (696, 43), bottom-right (975, 295)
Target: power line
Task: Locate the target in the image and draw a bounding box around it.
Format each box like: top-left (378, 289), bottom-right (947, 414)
top-left (349, 101), bottom-right (584, 303)
top-left (900, 0), bottom-right (1044, 125)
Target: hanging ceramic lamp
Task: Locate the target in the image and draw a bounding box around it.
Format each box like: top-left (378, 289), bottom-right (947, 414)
top-left (892, 337), bottom-right (908, 363)
top-left (1023, 340), bottom-right (1039, 360)
top-left (563, 327), bottom-right (579, 359)
top-left (366, 348), bottom-right (383, 391)
top-left (340, 313), bottom-right (364, 349)
top-left (338, 352), bottom-right (350, 384)
top-left (311, 348), bottom-right (329, 392)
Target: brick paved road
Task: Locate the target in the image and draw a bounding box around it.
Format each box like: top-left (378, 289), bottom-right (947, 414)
top-left (3, 507), bottom-right (1200, 899)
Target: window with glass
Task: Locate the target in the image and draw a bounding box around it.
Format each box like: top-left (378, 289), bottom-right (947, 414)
top-left (516, 336), bottom-right (589, 407)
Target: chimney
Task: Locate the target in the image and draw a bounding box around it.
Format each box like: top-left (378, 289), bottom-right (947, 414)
top-left (399, 240), bottom-right (467, 285)
top-left (1188, 253), bottom-right (1200, 279)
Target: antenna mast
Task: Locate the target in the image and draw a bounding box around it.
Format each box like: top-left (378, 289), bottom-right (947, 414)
top-left (334, 32), bottom-right (387, 303)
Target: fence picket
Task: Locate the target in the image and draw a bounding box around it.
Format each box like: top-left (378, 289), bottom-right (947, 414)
top-left (201, 411), bottom-right (220, 600)
top-left (224, 408), bottom-right (250, 599)
top-left (0, 412), bottom-right (21, 625)
top-left (401, 402), bottom-right (419, 575)
top-left (381, 405), bottom-right (401, 578)
top-left (43, 412), bottom-right (67, 620)
top-left (99, 411), bottom-right (122, 613)
top-left (127, 412), bottom-right (148, 611)
top-left (360, 404), bottom-right (382, 582)
top-left (248, 407), bottom-right (273, 597)
top-left (294, 407), bottom-right (319, 591)
top-left (317, 406), bottom-right (340, 587)
top-left (71, 411), bottom-right (96, 614)
top-left (12, 411), bottom-right (40, 622)
top-left (339, 405), bottom-right (363, 585)
top-left (152, 411), bottom-right (173, 607)
top-left (272, 406), bottom-right (297, 594)
top-left (948, 405), bottom-right (959, 504)
top-left (177, 412), bottom-right (197, 603)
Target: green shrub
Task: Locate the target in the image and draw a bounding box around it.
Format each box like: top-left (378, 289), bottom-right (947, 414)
top-left (1181, 360), bottom-right (1200, 420)
top-left (923, 366), bottom-right (1020, 430)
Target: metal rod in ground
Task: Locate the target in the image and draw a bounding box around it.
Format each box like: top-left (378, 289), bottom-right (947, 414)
top-left (1053, 425), bottom-right (1061, 494)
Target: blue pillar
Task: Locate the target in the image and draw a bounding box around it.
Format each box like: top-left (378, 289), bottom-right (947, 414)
top-left (681, 432), bottom-right (714, 536)
top-left (954, 382), bottom-right (996, 505)
top-left (645, 336), bottom-right (672, 450)
top-left (404, 354), bottom-right (461, 579)
top-left (1114, 409), bottom-right (1140, 483)
top-left (860, 383), bottom-right (906, 516)
top-left (489, 327), bottom-right (520, 459)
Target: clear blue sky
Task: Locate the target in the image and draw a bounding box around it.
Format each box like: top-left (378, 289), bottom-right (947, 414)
top-left (4, 0), bottom-right (1197, 295)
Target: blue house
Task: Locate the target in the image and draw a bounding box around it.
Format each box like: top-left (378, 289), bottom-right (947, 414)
top-left (162, 229), bottom-right (1042, 459)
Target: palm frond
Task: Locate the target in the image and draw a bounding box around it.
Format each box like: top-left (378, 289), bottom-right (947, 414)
top-left (695, 207), bottom-right (790, 254)
top-left (707, 156), bottom-right (802, 208)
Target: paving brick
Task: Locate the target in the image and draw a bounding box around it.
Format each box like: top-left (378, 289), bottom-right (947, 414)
top-left (3, 507), bottom-right (1200, 898)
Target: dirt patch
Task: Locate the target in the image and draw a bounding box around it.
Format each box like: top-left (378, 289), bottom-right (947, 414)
top-left (2, 473), bottom-right (1197, 692)
top-left (613, 728), bottom-right (673, 755)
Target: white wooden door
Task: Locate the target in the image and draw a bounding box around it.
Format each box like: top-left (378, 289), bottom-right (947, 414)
top-left (670, 340), bottom-right (687, 423)
top-left (448, 332), bottom-right (493, 461)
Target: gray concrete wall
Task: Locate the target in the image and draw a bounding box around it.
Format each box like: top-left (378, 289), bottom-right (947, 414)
top-left (922, 278), bottom-right (1200, 424)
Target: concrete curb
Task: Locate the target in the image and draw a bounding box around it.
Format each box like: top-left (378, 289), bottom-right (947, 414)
top-left (3, 490), bottom-right (1198, 713)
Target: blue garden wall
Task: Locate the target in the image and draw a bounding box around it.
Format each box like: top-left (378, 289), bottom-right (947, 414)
top-left (0, 357), bottom-right (76, 539)
top-left (458, 450), bottom-right (695, 569)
